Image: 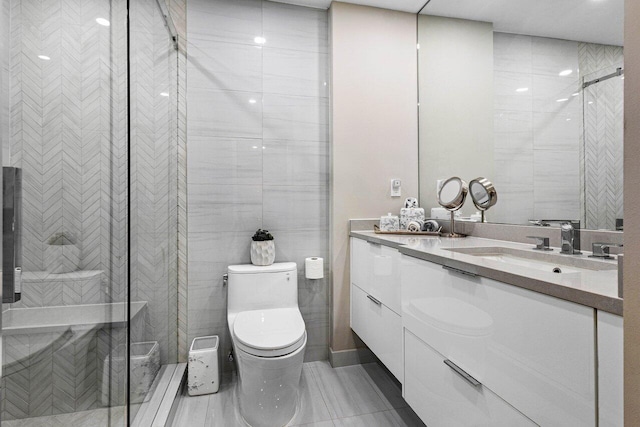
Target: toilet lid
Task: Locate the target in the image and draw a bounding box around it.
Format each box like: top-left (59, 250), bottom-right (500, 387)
top-left (234, 308), bottom-right (306, 357)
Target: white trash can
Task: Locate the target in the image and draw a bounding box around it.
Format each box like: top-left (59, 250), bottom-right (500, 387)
top-left (188, 335), bottom-right (219, 396)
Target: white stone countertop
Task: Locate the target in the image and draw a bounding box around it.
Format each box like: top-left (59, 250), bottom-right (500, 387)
top-left (350, 231), bottom-right (622, 316)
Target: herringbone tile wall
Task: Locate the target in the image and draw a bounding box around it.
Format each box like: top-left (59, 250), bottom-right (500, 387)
top-left (3, 0), bottom-right (131, 419)
top-left (579, 43), bottom-right (624, 231)
top-left (129, 0), bottom-right (179, 367)
top-left (2, 0), bottom-right (187, 420)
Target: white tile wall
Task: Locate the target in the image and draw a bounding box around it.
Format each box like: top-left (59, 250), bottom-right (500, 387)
top-left (492, 32), bottom-right (623, 227)
top-left (187, 0), bottom-right (330, 369)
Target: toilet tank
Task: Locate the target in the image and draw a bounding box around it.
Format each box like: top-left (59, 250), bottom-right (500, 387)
top-left (227, 262), bottom-right (298, 314)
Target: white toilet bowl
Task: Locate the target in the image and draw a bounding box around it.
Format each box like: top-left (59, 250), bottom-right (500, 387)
top-left (227, 263), bottom-right (307, 427)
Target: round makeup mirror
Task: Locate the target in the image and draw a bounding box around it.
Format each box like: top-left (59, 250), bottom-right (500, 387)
top-left (437, 177), bottom-right (468, 237)
top-left (469, 177), bottom-right (497, 222)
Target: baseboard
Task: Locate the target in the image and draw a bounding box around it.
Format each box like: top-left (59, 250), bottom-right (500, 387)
top-left (329, 347), bottom-right (376, 368)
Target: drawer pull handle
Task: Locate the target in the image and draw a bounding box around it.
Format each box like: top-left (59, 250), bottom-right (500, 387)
top-left (442, 265), bottom-right (478, 278)
top-left (366, 295), bottom-right (382, 306)
top-left (444, 359), bottom-right (481, 387)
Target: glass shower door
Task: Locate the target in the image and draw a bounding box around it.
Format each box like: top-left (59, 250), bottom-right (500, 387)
top-left (582, 65), bottom-right (624, 231)
top-left (0, 0), bottom-right (130, 423)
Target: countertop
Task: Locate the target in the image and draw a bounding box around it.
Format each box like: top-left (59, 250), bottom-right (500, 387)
top-left (350, 231), bottom-right (622, 316)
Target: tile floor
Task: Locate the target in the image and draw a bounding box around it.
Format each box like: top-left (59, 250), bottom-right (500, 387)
top-left (172, 361), bottom-right (425, 427)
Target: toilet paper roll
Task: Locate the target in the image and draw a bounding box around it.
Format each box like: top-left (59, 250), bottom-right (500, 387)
top-left (305, 257), bottom-right (324, 279)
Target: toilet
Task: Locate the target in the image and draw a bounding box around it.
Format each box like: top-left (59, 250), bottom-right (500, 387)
top-left (227, 262), bottom-right (307, 427)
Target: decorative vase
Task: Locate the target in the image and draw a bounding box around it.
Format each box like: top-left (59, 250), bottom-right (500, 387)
top-left (45, 244), bottom-right (80, 273)
top-left (250, 240), bottom-right (275, 266)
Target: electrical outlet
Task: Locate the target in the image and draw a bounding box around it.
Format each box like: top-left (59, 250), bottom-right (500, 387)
top-left (390, 179), bottom-right (402, 197)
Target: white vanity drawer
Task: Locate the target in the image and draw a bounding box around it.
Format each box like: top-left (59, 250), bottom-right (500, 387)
top-left (401, 254), bottom-right (596, 426)
top-left (351, 283), bottom-right (403, 383)
top-left (404, 330), bottom-right (536, 427)
top-left (350, 237), bottom-right (401, 314)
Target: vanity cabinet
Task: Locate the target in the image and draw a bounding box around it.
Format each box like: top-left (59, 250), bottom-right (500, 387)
top-left (598, 311), bottom-right (623, 427)
top-left (349, 237), bottom-right (403, 382)
top-left (404, 330), bottom-right (537, 426)
top-left (401, 254), bottom-right (596, 427)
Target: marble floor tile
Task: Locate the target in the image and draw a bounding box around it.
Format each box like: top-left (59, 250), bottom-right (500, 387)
top-left (360, 363), bottom-right (407, 410)
top-left (309, 361), bottom-right (387, 419)
top-left (332, 409), bottom-right (424, 427)
top-left (204, 375), bottom-right (243, 426)
top-left (173, 393), bottom-right (210, 427)
top-left (171, 361), bottom-right (423, 427)
top-left (288, 365), bottom-right (332, 425)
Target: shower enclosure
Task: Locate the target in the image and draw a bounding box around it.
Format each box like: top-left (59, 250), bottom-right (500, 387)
top-left (582, 63), bottom-right (625, 231)
top-left (0, 0), bottom-right (183, 424)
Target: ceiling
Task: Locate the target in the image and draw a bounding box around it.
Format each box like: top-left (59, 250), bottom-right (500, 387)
top-left (271, 0), bottom-right (624, 46)
top-left (270, 0), bottom-right (427, 13)
top-left (421, 0), bottom-right (623, 46)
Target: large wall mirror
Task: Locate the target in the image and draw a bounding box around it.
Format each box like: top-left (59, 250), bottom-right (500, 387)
top-left (417, 0), bottom-right (624, 231)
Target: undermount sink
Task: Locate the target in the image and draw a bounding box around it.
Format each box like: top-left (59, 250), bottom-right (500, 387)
top-left (444, 246), bottom-right (618, 274)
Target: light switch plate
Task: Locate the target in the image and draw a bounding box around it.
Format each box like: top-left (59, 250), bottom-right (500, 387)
top-left (390, 179), bottom-right (401, 197)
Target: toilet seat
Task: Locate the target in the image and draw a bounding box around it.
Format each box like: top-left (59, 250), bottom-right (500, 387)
top-left (233, 308), bottom-right (306, 357)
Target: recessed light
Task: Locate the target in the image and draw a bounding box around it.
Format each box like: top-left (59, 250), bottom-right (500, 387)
top-left (254, 36), bottom-right (266, 44)
top-left (249, 99), bottom-right (257, 104)
top-left (516, 87), bottom-right (529, 92)
top-left (556, 98), bottom-right (569, 102)
top-left (38, 55), bottom-right (50, 60)
top-left (160, 92), bottom-right (169, 97)
top-left (588, 101), bottom-right (594, 105)
top-left (96, 18), bottom-right (110, 26)
top-left (559, 69), bottom-right (573, 76)
top-left (572, 92), bottom-right (580, 97)
top-left (566, 118), bottom-right (571, 121)
top-left (252, 146), bottom-right (258, 149)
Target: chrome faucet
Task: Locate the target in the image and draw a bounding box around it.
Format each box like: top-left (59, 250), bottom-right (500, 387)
top-left (530, 219), bottom-right (581, 255)
top-left (590, 242), bottom-right (623, 259)
top-left (559, 221), bottom-right (581, 255)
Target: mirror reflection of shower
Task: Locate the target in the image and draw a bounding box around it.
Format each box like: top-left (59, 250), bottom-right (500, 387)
top-left (582, 63), bottom-right (624, 231)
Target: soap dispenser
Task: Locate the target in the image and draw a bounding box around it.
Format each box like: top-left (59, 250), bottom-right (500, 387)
top-left (380, 213), bottom-right (400, 231)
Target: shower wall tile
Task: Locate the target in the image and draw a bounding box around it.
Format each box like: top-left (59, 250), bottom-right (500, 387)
top-left (187, 137), bottom-right (263, 186)
top-left (263, 48), bottom-right (329, 98)
top-left (7, 0), bottom-right (185, 417)
top-left (187, 0), bottom-right (329, 367)
top-left (263, 185), bottom-right (329, 231)
top-left (492, 33), bottom-right (583, 225)
top-left (493, 71), bottom-right (532, 112)
top-left (532, 74), bottom-right (580, 113)
top-left (187, 40), bottom-right (263, 92)
top-left (533, 149), bottom-right (581, 219)
top-left (263, 94), bottom-right (329, 142)
top-left (493, 33), bottom-right (532, 74)
top-left (262, 1), bottom-right (328, 54)
top-left (532, 37), bottom-right (579, 77)
top-left (532, 111), bottom-right (580, 150)
top-left (262, 139), bottom-right (329, 186)
top-left (188, 0), bottom-right (262, 45)
top-left (188, 183), bottom-right (263, 233)
top-left (579, 42), bottom-right (624, 230)
top-left (189, 89), bottom-right (263, 138)
top-left (493, 111), bottom-right (533, 152)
